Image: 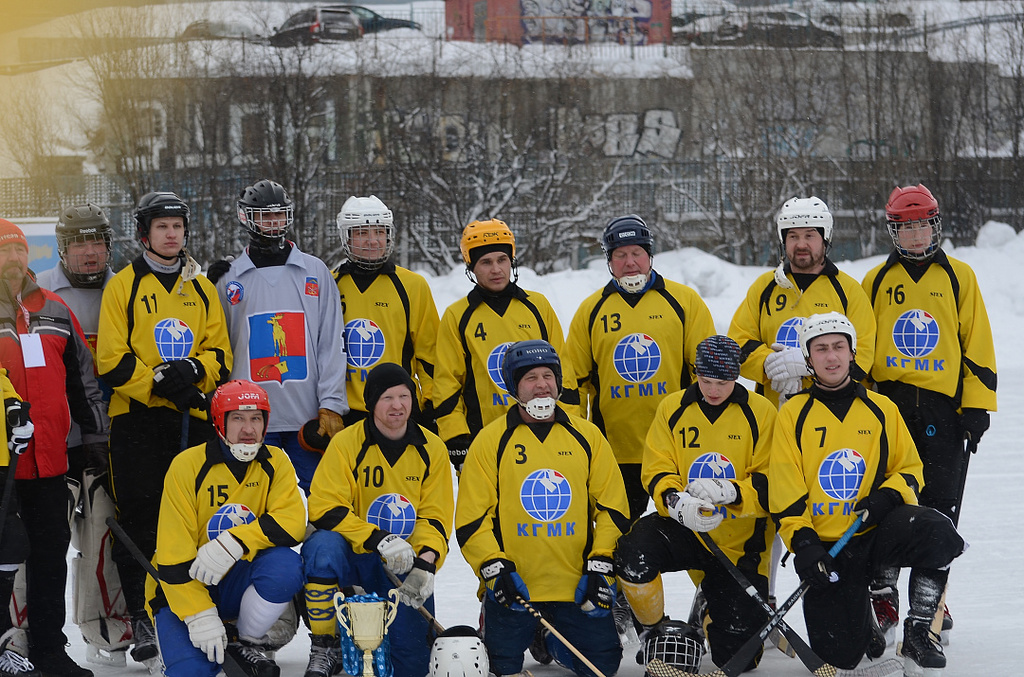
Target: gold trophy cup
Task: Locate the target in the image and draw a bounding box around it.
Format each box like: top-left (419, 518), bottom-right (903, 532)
top-left (335, 589), bottom-right (399, 677)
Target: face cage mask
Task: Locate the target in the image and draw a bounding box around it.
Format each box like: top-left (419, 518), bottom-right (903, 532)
top-left (240, 205), bottom-right (293, 242)
top-left (58, 233), bottom-right (111, 286)
top-left (342, 223), bottom-right (395, 270)
top-left (642, 625), bottom-right (705, 673)
top-left (888, 215), bottom-right (941, 261)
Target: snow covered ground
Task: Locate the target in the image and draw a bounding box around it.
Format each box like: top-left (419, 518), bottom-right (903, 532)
top-left (68, 222), bottom-right (1023, 676)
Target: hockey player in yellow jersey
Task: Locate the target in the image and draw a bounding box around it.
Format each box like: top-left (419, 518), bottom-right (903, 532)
top-left (301, 362), bottom-right (453, 677)
top-left (333, 196), bottom-right (440, 429)
top-left (455, 340), bottom-right (629, 677)
top-left (861, 184), bottom-right (997, 645)
top-left (149, 380), bottom-right (305, 677)
top-left (566, 215), bottom-right (715, 521)
top-left (434, 219), bottom-right (579, 472)
top-left (97, 191), bottom-right (232, 668)
top-left (769, 313), bottom-right (964, 675)
top-left (729, 197), bottom-right (876, 408)
top-left (616, 335), bottom-right (776, 673)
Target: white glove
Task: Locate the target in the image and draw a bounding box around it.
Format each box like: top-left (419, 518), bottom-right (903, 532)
top-left (8, 421), bottom-right (33, 455)
top-left (376, 533), bottom-right (415, 575)
top-left (764, 344), bottom-right (810, 381)
top-left (185, 607), bottom-right (227, 664)
top-left (190, 531), bottom-right (244, 585)
top-left (686, 478), bottom-right (737, 505)
top-left (772, 375), bottom-right (804, 396)
top-left (396, 560), bottom-right (436, 609)
top-left (665, 491), bottom-right (723, 533)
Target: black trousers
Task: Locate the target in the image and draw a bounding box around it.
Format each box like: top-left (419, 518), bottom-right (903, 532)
top-left (616, 513), bottom-right (770, 672)
top-left (802, 505), bottom-right (965, 670)
top-left (878, 383), bottom-right (967, 521)
top-left (0, 476), bottom-right (73, 651)
top-left (619, 463), bottom-right (651, 524)
top-left (109, 407), bottom-right (213, 615)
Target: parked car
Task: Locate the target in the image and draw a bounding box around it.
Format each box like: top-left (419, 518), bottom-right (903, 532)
top-left (671, 0), bottom-right (736, 29)
top-left (179, 20), bottom-right (264, 41)
top-left (681, 9), bottom-right (841, 47)
top-left (673, 13), bottom-right (735, 45)
top-left (337, 5), bottom-right (421, 34)
top-left (269, 6), bottom-right (362, 46)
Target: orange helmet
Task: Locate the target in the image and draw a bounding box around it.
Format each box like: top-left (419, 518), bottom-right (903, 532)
top-left (459, 219), bottom-right (515, 266)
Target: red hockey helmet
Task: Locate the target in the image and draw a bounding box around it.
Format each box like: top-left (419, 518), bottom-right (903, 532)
top-left (885, 184), bottom-right (941, 261)
top-left (211, 380), bottom-right (270, 450)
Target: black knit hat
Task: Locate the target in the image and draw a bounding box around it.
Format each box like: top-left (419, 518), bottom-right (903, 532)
top-left (695, 335), bottom-right (741, 381)
top-left (468, 243), bottom-right (514, 270)
top-left (364, 362), bottom-right (417, 413)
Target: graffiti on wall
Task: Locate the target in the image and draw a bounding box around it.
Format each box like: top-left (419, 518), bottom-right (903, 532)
top-left (566, 108), bottom-right (681, 158)
top-left (520, 0), bottom-right (653, 44)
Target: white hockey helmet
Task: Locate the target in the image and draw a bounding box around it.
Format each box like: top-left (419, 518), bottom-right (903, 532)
top-left (337, 195), bottom-right (394, 270)
top-left (641, 620), bottom-right (705, 673)
top-left (429, 626), bottom-right (488, 677)
top-left (776, 196), bottom-right (834, 246)
top-left (800, 312), bottom-right (857, 362)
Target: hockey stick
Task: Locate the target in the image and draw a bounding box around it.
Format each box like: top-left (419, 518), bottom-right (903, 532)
top-left (647, 516), bottom-right (864, 677)
top-left (515, 596), bottom-right (608, 677)
top-left (697, 530), bottom-right (902, 677)
top-left (105, 516), bottom-right (249, 677)
top-left (383, 567), bottom-right (446, 635)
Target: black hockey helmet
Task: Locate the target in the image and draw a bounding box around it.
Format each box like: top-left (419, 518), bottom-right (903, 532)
top-left (602, 214), bottom-right (654, 259)
top-left (56, 203), bottom-right (112, 287)
top-left (500, 339), bottom-right (562, 400)
top-left (134, 191), bottom-right (190, 246)
top-left (641, 620), bottom-right (705, 673)
top-left (237, 179), bottom-right (293, 250)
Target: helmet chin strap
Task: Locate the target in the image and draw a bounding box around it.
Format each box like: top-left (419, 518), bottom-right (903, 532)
top-left (219, 432), bottom-right (262, 462)
top-left (521, 396), bottom-right (556, 420)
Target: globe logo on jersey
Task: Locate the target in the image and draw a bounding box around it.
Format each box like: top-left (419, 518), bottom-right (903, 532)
top-left (206, 503), bottom-right (255, 541)
top-left (892, 309), bottom-right (940, 358)
top-left (520, 469), bottom-right (572, 522)
top-left (487, 342), bottom-right (515, 390)
top-left (687, 453), bottom-right (737, 483)
top-left (817, 449), bottom-right (865, 501)
top-left (366, 493), bottom-right (417, 539)
top-left (775, 317), bottom-right (806, 349)
top-left (346, 319), bottom-right (387, 369)
top-left (154, 318), bottom-right (195, 361)
top-left (612, 333), bottom-right (662, 383)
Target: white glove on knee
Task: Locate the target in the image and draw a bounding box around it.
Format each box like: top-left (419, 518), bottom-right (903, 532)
top-left (185, 607), bottom-right (227, 664)
top-left (764, 344), bottom-right (810, 381)
top-left (396, 560), bottom-right (436, 609)
top-left (190, 531), bottom-right (245, 585)
top-left (377, 533), bottom-right (415, 575)
top-left (686, 478), bottom-right (737, 505)
top-left (665, 491), bottom-right (723, 533)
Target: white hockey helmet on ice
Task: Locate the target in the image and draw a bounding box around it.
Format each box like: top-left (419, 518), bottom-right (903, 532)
top-left (776, 196), bottom-right (834, 246)
top-left (429, 626), bottom-right (488, 677)
top-left (799, 311), bottom-right (857, 363)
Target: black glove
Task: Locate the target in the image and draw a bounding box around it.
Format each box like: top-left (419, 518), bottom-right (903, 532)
top-left (163, 386), bottom-right (207, 413)
top-left (82, 441), bottom-right (109, 471)
top-left (153, 358), bottom-right (204, 399)
top-left (792, 528), bottom-right (839, 588)
top-left (854, 487), bottom-right (903, 529)
top-left (446, 434), bottom-right (473, 472)
top-left (961, 408), bottom-right (989, 446)
top-left (480, 558), bottom-right (529, 609)
top-left (5, 398), bottom-right (30, 431)
top-left (206, 258), bottom-right (233, 284)
top-left (417, 401), bottom-right (438, 434)
top-left (574, 556), bottom-right (616, 617)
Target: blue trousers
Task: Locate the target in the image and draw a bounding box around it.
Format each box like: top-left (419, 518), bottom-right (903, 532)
top-left (156, 547), bottom-right (304, 677)
top-left (302, 529), bottom-right (434, 677)
top-left (483, 597), bottom-right (621, 677)
top-left (266, 430), bottom-right (320, 495)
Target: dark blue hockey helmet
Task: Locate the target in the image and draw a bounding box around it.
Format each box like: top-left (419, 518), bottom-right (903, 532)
top-left (500, 339), bottom-right (562, 400)
top-left (601, 214), bottom-right (654, 259)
